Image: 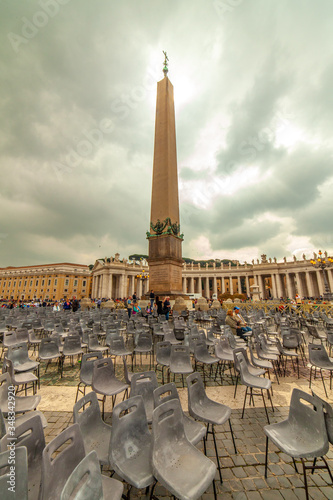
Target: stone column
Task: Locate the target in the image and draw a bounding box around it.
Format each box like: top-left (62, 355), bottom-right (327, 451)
top-left (295, 272), bottom-right (304, 298)
top-left (182, 278), bottom-right (187, 293)
top-left (245, 276), bottom-right (250, 298)
top-left (229, 276), bottom-right (234, 295)
top-left (286, 273), bottom-right (294, 299)
top-left (189, 277), bottom-right (194, 293)
top-left (197, 276), bottom-right (202, 296)
top-left (237, 276), bottom-right (242, 294)
top-left (327, 269), bottom-right (333, 295)
top-left (213, 277), bottom-right (217, 295)
top-left (271, 274), bottom-right (277, 299)
top-left (205, 277), bottom-right (210, 298)
top-left (305, 272), bottom-right (315, 297)
top-left (129, 275), bottom-right (135, 296)
top-left (258, 275), bottom-right (265, 299)
top-left (316, 270), bottom-right (325, 296)
top-left (137, 278), bottom-right (143, 299)
top-left (276, 274), bottom-right (284, 298)
top-left (99, 274), bottom-right (104, 299)
top-left (221, 277), bottom-right (225, 294)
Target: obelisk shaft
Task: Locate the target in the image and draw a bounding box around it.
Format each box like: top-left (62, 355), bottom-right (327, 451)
top-left (147, 74), bottom-right (183, 297)
top-left (150, 77), bottom-right (179, 224)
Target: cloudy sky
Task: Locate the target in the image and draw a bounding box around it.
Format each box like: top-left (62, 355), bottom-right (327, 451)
top-left (1, 0), bottom-right (333, 267)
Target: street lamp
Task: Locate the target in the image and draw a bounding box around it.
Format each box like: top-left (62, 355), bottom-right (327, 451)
top-left (310, 250), bottom-right (333, 301)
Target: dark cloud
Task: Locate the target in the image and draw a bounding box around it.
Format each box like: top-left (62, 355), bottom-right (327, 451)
top-left (1, 0), bottom-right (333, 266)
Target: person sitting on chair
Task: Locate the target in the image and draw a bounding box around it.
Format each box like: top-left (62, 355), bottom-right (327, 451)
top-left (226, 309), bottom-right (247, 341)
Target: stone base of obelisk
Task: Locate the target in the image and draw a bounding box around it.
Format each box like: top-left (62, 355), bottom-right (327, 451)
top-left (148, 234), bottom-right (184, 298)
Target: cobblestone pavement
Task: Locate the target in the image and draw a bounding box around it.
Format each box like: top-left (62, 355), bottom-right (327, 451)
top-left (42, 402), bottom-right (333, 500)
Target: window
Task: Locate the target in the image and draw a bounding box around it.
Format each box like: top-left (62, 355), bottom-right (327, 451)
top-left (74, 279), bottom-right (78, 286)
top-left (19, 281), bottom-right (22, 287)
top-left (54, 279), bottom-right (57, 285)
top-left (65, 279), bottom-right (69, 286)
top-left (48, 280), bottom-right (51, 286)
top-left (24, 281), bottom-right (27, 286)
top-left (36, 280), bottom-right (39, 286)
top-left (42, 280), bottom-right (45, 286)
top-left (47, 289), bottom-right (50, 292)
top-left (53, 289), bottom-right (56, 292)
top-left (30, 281), bottom-right (33, 286)
top-left (64, 288), bottom-right (68, 292)
top-left (82, 280), bottom-right (86, 287)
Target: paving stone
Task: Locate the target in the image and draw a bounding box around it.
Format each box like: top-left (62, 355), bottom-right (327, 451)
top-left (232, 467), bottom-right (248, 479)
top-left (246, 492), bottom-right (262, 500)
top-left (279, 489), bottom-right (300, 500)
top-left (259, 490), bottom-right (284, 500)
top-left (319, 486), bottom-right (333, 499)
top-left (253, 478), bottom-right (267, 490)
top-left (240, 478), bottom-right (256, 491)
top-left (268, 464), bottom-right (285, 476)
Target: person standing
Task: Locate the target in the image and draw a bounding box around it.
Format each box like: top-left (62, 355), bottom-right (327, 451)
top-left (155, 295), bottom-right (163, 315)
top-left (163, 296), bottom-right (171, 321)
top-left (149, 290), bottom-right (155, 311)
top-left (132, 292), bottom-right (137, 304)
top-left (127, 296), bottom-right (133, 319)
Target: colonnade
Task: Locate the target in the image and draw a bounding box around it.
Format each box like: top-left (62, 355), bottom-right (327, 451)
top-left (91, 255), bottom-right (333, 300)
top-left (92, 272), bottom-right (150, 300)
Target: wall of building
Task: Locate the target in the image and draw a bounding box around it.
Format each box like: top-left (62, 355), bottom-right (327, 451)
top-left (0, 263), bottom-right (92, 302)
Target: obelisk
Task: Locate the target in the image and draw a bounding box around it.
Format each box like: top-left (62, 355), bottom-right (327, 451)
top-left (146, 52), bottom-right (184, 297)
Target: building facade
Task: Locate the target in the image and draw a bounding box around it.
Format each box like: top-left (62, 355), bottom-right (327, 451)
top-left (91, 253), bottom-right (333, 300)
top-left (0, 263), bottom-right (92, 302)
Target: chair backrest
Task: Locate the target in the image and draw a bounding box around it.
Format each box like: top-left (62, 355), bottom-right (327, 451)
top-left (39, 338), bottom-right (60, 357)
top-left (88, 333), bottom-right (99, 348)
top-left (0, 447), bottom-right (28, 500)
top-left (110, 337), bottom-right (126, 352)
top-left (3, 331), bottom-right (17, 347)
top-left (130, 371), bottom-right (158, 411)
top-left (0, 409), bottom-right (6, 439)
top-left (308, 343), bottom-right (331, 365)
top-left (233, 350), bottom-right (251, 383)
top-left (311, 391), bottom-right (333, 444)
top-left (152, 398), bottom-right (186, 451)
top-left (63, 335), bottom-right (81, 352)
top-left (186, 372), bottom-right (208, 414)
top-left (288, 389), bottom-right (329, 455)
top-left (40, 424), bottom-right (85, 500)
top-left (194, 339), bottom-right (209, 358)
top-left (156, 341), bottom-right (171, 364)
top-left (92, 357), bottom-right (115, 386)
top-left (7, 342), bottom-right (30, 366)
top-left (153, 382), bottom-right (180, 408)
top-left (60, 451), bottom-right (103, 500)
top-left (1, 414), bottom-right (45, 499)
top-left (73, 391), bottom-right (104, 436)
top-left (170, 344), bottom-right (191, 365)
top-left (110, 395), bottom-right (151, 469)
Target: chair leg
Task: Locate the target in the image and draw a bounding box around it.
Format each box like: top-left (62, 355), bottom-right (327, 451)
top-left (229, 419), bottom-right (237, 454)
top-left (211, 424), bottom-right (223, 484)
top-left (264, 435), bottom-right (269, 478)
top-left (241, 386), bottom-right (248, 419)
top-left (320, 368), bottom-right (328, 398)
top-left (261, 389), bottom-right (270, 424)
top-left (300, 458), bottom-right (310, 500)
